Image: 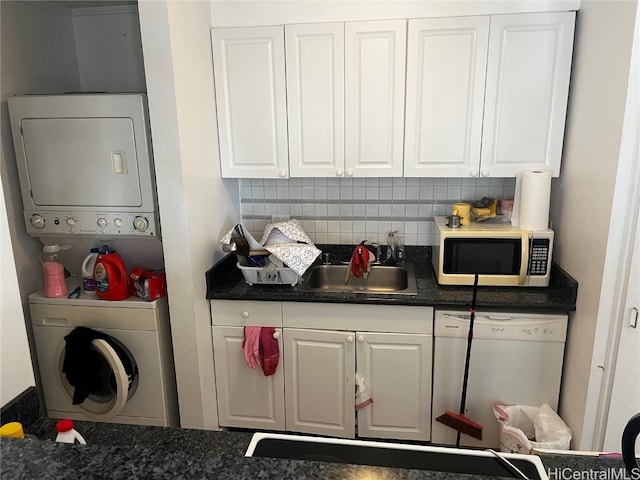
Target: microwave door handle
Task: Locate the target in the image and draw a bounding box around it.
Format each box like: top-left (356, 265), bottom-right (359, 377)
top-left (518, 232), bottom-right (530, 285)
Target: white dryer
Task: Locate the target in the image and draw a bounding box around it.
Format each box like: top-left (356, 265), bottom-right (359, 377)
top-left (29, 281), bottom-right (178, 427)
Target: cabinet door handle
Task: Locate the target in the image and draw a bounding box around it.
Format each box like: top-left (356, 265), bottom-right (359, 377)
top-left (273, 332), bottom-right (280, 339)
top-left (481, 170), bottom-right (490, 177)
top-left (241, 311), bottom-right (249, 318)
top-left (631, 307), bottom-right (639, 329)
top-left (346, 336), bottom-right (354, 344)
top-left (357, 335), bottom-right (364, 343)
top-left (470, 170), bottom-right (479, 177)
top-left (336, 169), bottom-right (344, 177)
top-left (346, 170), bottom-right (354, 177)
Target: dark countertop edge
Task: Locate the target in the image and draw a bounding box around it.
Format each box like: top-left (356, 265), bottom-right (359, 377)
top-left (205, 245), bottom-right (577, 313)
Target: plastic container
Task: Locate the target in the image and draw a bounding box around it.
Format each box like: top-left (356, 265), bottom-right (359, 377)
top-left (40, 244), bottom-right (68, 298)
top-left (81, 247), bottom-right (99, 295)
top-left (55, 419), bottom-right (86, 444)
top-left (94, 246), bottom-right (130, 301)
top-left (0, 422), bottom-right (25, 439)
top-left (237, 263), bottom-right (299, 286)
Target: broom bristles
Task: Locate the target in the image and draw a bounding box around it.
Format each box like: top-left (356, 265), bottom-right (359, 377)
top-left (436, 410), bottom-right (483, 440)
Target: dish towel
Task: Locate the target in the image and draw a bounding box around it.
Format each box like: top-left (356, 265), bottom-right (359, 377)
top-left (344, 244), bottom-right (375, 281)
top-left (242, 327), bottom-right (262, 369)
top-left (260, 219), bottom-right (321, 276)
top-left (259, 327), bottom-right (280, 377)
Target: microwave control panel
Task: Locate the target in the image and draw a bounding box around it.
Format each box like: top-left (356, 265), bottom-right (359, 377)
top-left (528, 238), bottom-right (550, 276)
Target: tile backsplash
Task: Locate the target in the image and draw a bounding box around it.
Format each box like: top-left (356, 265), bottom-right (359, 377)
top-left (240, 177), bottom-right (516, 246)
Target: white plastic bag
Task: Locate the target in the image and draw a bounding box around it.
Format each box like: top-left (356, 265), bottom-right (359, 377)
top-left (493, 401), bottom-right (572, 453)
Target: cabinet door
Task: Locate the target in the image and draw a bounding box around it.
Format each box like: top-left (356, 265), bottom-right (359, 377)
top-left (404, 17), bottom-right (490, 178)
top-left (284, 328), bottom-right (356, 438)
top-left (345, 20), bottom-right (406, 177)
top-left (212, 326), bottom-right (285, 430)
top-left (211, 26), bottom-right (289, 178)
top-left (480, 12), bottom-right (575, 177)
top-left (285, 23), bottom-right (345, 177)
top-left (356, 332), bottom-right (432, 441)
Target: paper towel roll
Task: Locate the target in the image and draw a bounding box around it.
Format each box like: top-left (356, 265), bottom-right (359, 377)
top-left (515, 170), bottom-right (552, 231)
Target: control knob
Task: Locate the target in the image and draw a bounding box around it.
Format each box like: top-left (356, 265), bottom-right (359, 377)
top-left (97, 218), bottom-right (107, 228)
top-left (30, 215), bottom-right (45, 229)
top-left (114, 218), bottom-right (123, 228)
top-left (133, 216), bottom-right (149, 232)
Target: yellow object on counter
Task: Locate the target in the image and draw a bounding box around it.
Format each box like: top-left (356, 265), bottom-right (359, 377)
top-left (0, 422), bottom-right (25, 439)
top-left (471, 207), bottom-right (491, 216)
top-left (452, 203), bottom-right (471, 226)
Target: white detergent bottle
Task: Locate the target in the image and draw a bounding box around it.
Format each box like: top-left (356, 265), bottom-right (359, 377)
top-left (81, 247), bottom-right (99, 295)
top-left (55, 419), bottom-right (86, 444)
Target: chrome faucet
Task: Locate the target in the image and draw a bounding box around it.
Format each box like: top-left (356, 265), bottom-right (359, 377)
top-left (368, 242), bottom-right (383, 264)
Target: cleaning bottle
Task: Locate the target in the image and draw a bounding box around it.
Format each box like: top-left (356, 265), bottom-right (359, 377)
top-left (40, 244), bottom-right (68, 298)
top-left (386, 231), bottom-right (397, 265)
top-left (81, 247), bottom-right (99, 296)
top-left (94, 245), bottom-right (130, 301)
top-left (55, 419), bottom-right (86, 444)
top-left (396, 233), bottom-right (406, 265)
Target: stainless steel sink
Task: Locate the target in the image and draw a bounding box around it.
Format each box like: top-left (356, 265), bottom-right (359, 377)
top-left (301, 262), bottom-right (418, 295)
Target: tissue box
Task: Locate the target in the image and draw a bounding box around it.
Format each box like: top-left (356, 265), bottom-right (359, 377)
top-left (237, 263), bottom-right (299, 286)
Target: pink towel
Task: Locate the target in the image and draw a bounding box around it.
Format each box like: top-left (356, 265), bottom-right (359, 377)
top-left (242, 327), bottom-right (261, 368)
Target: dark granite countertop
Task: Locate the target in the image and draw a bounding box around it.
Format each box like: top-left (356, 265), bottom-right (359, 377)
top-left (206, 245), bottom-right (577, 313)
top-left (1, 389), bottom-right (629, 479)
top-left (1, 422), bottom-right (631, 480)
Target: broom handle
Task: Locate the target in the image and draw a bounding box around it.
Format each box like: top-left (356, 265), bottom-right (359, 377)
top-left (456, 273), bottom-right (479, 446)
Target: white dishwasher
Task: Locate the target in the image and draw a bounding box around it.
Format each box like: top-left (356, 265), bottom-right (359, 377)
top-left (431, 310), bottom-right (568, 448)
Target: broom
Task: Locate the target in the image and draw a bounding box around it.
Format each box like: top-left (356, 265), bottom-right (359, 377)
top-left (435, 273), bottom-right (483, 444)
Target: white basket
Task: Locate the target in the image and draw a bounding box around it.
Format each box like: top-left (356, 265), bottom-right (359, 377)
top-left (237, 263), bottom-right (299, 286)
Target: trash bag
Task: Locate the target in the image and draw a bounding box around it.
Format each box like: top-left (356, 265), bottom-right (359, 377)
top-left (493, 401), bottom-right (572, 454)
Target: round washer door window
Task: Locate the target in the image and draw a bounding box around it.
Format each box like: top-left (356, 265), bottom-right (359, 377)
top-left (57, 334), bottom-right (139, 420)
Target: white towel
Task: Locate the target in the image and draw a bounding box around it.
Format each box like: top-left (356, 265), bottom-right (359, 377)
top-left (260, 219), bottom-right (320, 276)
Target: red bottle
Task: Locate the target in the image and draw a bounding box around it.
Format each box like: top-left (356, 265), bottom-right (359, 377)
top-left (94, 247), bottom-right (130, 300)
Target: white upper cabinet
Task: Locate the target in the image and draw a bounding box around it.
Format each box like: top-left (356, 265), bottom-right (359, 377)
top-left (211, 26), bottom-right (289, 178)
top-left (212, 12), bottom-right (575, 178)
top-left (285, 23), bottom-right (345, 177)
top-left (345, 20), bottom-right (407, 177)
top-left (480, 12), bottom-right (575, 177)
top-left (285, 20), bottom-right (406, 178)
top-left (404, 16), bottom-right (490, 177)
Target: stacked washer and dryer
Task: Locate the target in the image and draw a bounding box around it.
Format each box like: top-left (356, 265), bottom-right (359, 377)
top-left (8, 94), bottom-right (178, 426)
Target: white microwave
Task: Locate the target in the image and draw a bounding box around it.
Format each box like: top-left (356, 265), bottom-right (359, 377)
top-left (432, 216), bottom-right (553, 287)
top-left (8, 93), bottom-right (159, 238)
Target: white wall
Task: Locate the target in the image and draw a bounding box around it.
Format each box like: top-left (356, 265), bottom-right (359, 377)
top-left (1, 180), bottom-right (35, 405)
top-left (549, 0), bottom-right (638, 449)
top-left (72, 4), bottom-right (146, 93)
top-left (0, 0), bottom-right (81, 407)
top-left (138, 0), bottom-right (240, 429)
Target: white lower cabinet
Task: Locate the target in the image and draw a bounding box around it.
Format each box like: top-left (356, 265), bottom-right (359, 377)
top-left (283, 328), bottom-right (356, 438)
top-left (210, 300), bottom-right (433, 441)
top-left (356, 332), bottom-right (432, 441)
top-left (212, 326), bottom-right (285, 430)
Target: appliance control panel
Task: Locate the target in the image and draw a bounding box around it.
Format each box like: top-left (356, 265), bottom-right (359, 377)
top-left (24, 211), bottom-right (160, 238)
top-left (528, 238), bottom-right (550, 276)
top-left (435, 312), bottom-right (568, 342)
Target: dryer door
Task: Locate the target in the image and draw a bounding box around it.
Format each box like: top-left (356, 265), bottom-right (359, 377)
top-left (58, 334), bottom-right (139, 420)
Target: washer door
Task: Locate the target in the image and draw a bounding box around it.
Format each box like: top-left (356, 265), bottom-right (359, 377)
top-left (58, 334), bottom-right (139, 420)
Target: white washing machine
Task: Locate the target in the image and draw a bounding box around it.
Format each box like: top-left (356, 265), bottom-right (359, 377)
top-left (431, 310), bottom-right (568, 448)
top-left (29, 281), bottom-right (179, 427)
